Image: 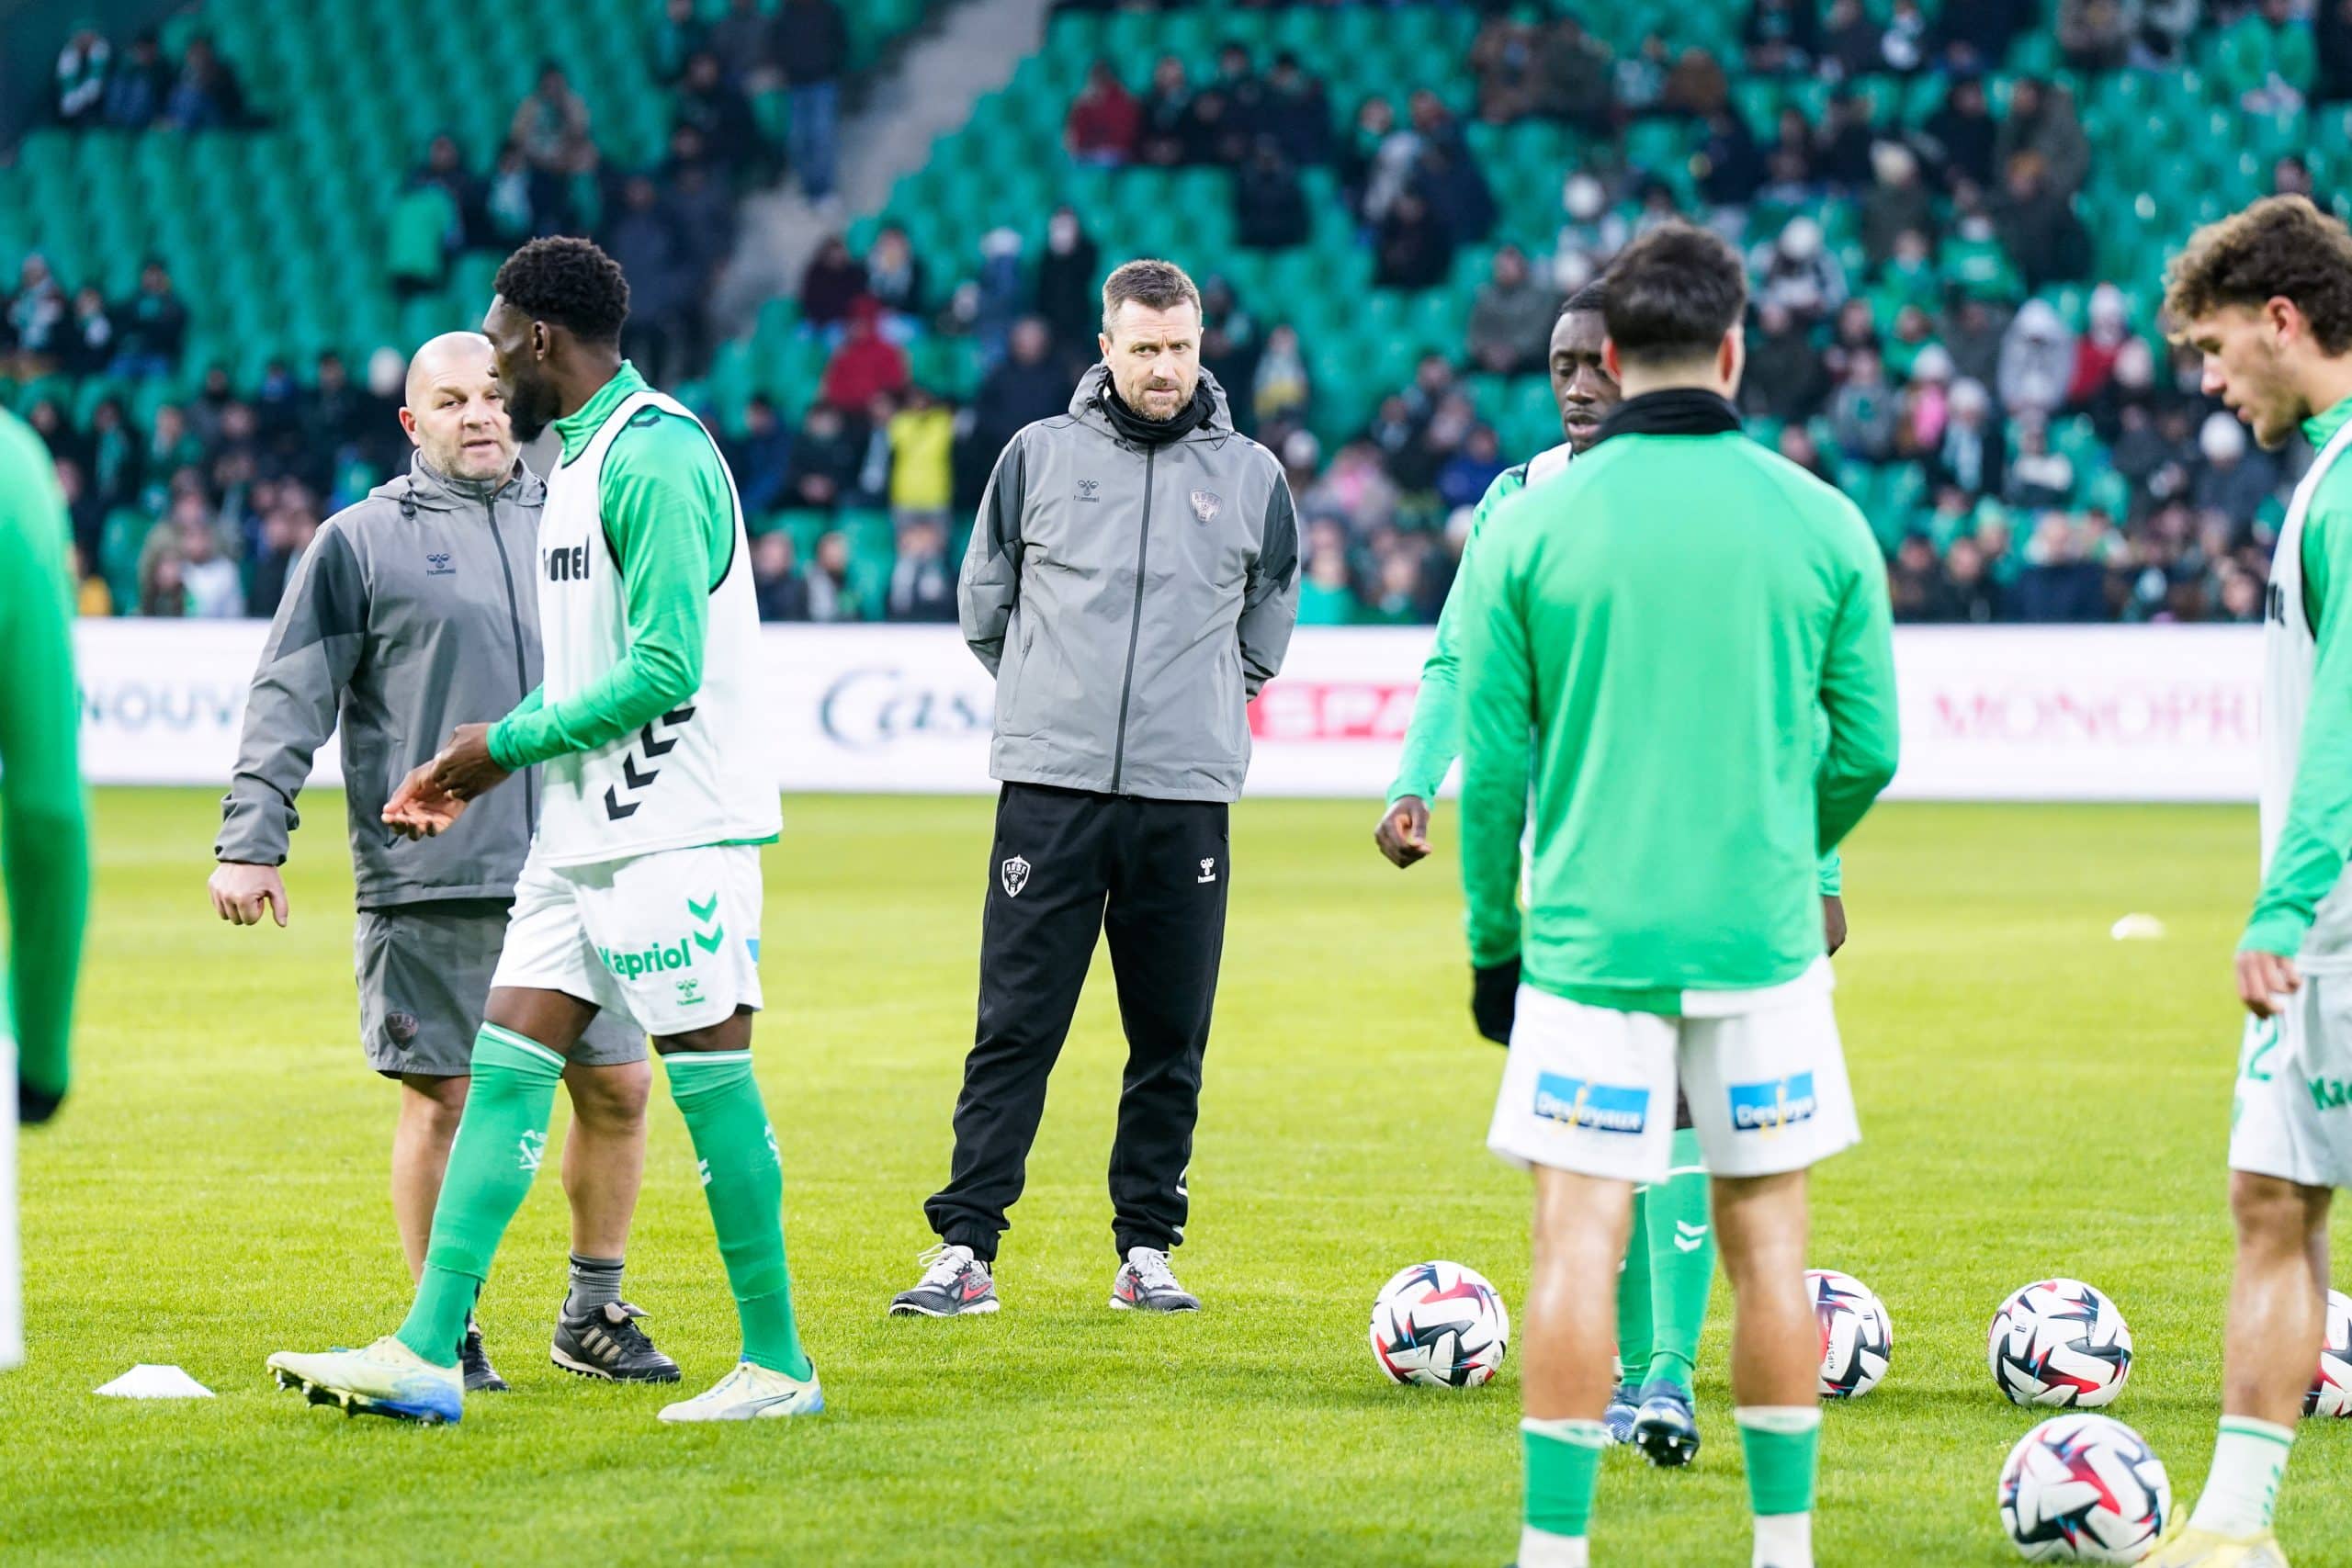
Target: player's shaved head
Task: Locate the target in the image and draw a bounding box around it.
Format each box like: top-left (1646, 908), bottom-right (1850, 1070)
top-left (404, 332), bottom-right (495, 407)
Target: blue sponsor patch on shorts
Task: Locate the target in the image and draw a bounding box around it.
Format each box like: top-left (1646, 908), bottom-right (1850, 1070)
top-left (1728, 1072), bottom-right (1818, 1133)
top-left (1532, 1073), bottom-right (1651, 1135)
top-left (748, 938), bottom-right (761, 963)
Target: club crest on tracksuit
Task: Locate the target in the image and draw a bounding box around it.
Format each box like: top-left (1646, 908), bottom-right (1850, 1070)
top-left (1001, 855), bottom-right (1031, 897)
top-left (1189, 489), bottom-right (1221, 524)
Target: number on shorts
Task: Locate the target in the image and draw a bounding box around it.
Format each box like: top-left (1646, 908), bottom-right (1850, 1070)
top-left (2242, 1018), bottom-right (2281, 1084)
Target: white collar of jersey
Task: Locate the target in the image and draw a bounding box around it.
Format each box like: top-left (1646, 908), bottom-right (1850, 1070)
top-left (1525, 442), bottom-right (1575, 488)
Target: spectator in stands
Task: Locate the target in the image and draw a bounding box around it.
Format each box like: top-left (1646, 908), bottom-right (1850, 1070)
top-left (145, 403), bottom-right (200, 479)
top-left (1888, 534), bottom-right (1960, 622)
top-left (709, 0), bottom-right (776, 89)
top-left (753, 531), bottom-right (810, 620)
top-left (169, 493), bottom-right (243, 619)
top-left (2194, 411), bottom-right (2280, 522)
top-left (1994, 79), bottom-right (2089, 200)
top-left (885, 519), bottom-right (956, 623)
top-left (1942, 293), bottom-right (2005, 388)
top-left (1467, 246), bottom-right (1559, 376)
top-left (1999, 299), bottom-right (2075, 418)
top-left (138, 528), bottom-right (186, 617)
top-left (677, 51), bottom-right (767, 186)
top-left (820, 299), bottom-right (910, 412)
top-left (1860, 142), bottom-right (1935, 269)
top-left (1260, 52), bottom-right (1332, 166)
top-left (798, 235), bottom-right (869, 333)
top-left (484, 141), bottom-right (537, 242)
top-left (388, 164), bottom-right (463, 300)
top-left (1821, 0), bottom-right (1882, 78)
top-left (2005, 414), bottom-right (2076, 511)
top-left (1297, 518), bottom-right (1358, 626)
top-left (1936, 0), bottom-right (2034, 72)
top-left (25, 399), bottom-right (79, 471)
top-left (1410, 93), bottom-right (1497, 246)
top-left (1253, 323), bottom-right (1311, 433)
top-left (1361, 541), bottom-right (1434, 626)
top-left (86, 398), bottom-right (139, 513)
top-left (4, 255), bottom-right (66, 378)
top-left (1473, 17), bottom-right (1544, 125)
top-left (1933, 378), bottom-right (2006, 498)
top-left (1774, 423), bottom-right (1835, 484)
top-left (2065, 284), bottom-right (2136, 411)
top-left (168, 34), bottom-right (250, 130)
top-left (605, 175), bottom-right (691, 383)
top-left (1615, 32), bottom-right (1673, 117)
top-left (1746, 0), bottom-right (1819, 74)
top-left (1875, 0), bottom-right (1931, 73)
top-left (1696, 106), bottom-right (1767, 209)
top-left (726, 396), bottom-right (795, 517)
top-left (1743, 300), bottom-right (1829, 423)
top-left (1138, 55), bottom-right (1192, 167)
top-left (1034, 208), bottom-right (1102, 355)
top-left (1374, 190), bottom-right (1451, 289)
top-left (1182, 80), bottom-right (1248, 169)
top-left (413, 133), bottom-right (485, 248)
top-left (787, 403), bottom-right (863, 510)
top-left (1894, 344), bottom-right (1955, 459)
top-left (1235, 138), bottom-right (1311, 250)
top-left (64, 287), bottom-right (114, 377)
top-left (248, 494), bottom-right (320, 621)
top-left (1280, 430), bottom-right (1321, 505)
top-left (862, 223), bottom-right (924, 332)
top-left (1663, 45), bottom-right (1730, 118)
top-left (651, 0), bottom-right (710, 85)
top-left (2059, 0), bottom-right (2133, 71)
top-left (1753, 216), bottom-right (1848, 325)
top-left (777, 0), bottom-right (849, 202)
top-left (2013, 509), bottom-right (2109, 621)
top-left (887, 387), bottom-right (953, 537)
top-left (1759, 107), bottom-right (1819, 201)
top-left (1942, 537), bottom-right (2004, 623)
top-left (1993, 152), bottom-right (2090, 293)
top-left (511, 62), bottom-right (594, 221)
top-left (804, 529), bottom-right (861, 621)
top-left (1302, 442), bottom-right (1399, 537)
top-left (1437, 425), bottom-right (1506, 514)
top-left (102, 30), bottom-right (170, 129)
top-left (1816, 91), bottom-right (1876, 191)
top-left (1067, 60), bottom-right (1141, 165)
top-left (2323, 0), bottom-right (2352, 104)
top-left (1831, 346), bottom-right (1897, 461)
top-left (1921, 73), bottom-right (1998, 193)
top-left (55, 28), bottom-right (110, 126)
top-left (1535, 17), bottom-right (1615, 133)
top-left (972, 318), bottom-right (1068, 457)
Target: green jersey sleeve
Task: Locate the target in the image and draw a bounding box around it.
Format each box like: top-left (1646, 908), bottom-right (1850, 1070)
top-left (0, 412), bottom-right (90, 1120)
top-left (1388, 464), bottom-right (1524, 808)
top-left (1815, 511), bottom-right (1903, 856)
top-left (2245, 497), bottom-right (2352, 955)
top-left (490, 412), bottom-right (733, 770)
top-left (1455, 501), bottom-right (1536, 968)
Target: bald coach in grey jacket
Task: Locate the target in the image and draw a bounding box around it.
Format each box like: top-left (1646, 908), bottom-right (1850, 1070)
top-left (209, 333), bottom-right (665, 1393)
top-left (895, 260), bottom-right (1299, 1319)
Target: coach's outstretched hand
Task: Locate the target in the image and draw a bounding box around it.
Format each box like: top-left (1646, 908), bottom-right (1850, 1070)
top-left (1472, 957), bottom-right (1520, 1044)
top-left (2237, 948), bottom-right (2301, 1019)
top-left (1375, 795), bottom-right (1432, 868)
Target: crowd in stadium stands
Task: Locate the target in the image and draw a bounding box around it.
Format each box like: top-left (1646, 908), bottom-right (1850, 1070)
top-left (23, 0), bottom-right (2352, 625)
top-left (53, 26), bottom-right (256, 131)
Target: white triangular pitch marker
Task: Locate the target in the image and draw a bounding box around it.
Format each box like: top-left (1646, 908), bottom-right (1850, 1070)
top-left (96, 1364), bottom-right (214, 1399)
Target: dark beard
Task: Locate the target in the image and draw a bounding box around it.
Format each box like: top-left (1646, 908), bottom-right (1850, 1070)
top-left (506, 378), bottom-right (560, 444)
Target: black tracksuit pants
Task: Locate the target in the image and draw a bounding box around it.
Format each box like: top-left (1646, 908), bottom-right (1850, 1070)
top-left (925, 783), bottom-right (1229, 1262)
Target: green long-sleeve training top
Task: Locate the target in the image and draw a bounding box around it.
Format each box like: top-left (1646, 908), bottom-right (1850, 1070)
top-left (1456, 397), bottom-right (1899, 1011)
top-left (1393, 447), bottom-right (1843, 897)
top-left (0, 406), bottom-right (91, 1117)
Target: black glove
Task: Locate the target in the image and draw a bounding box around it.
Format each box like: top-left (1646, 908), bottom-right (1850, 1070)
top-left (1471, 957), bottom-right (1521, 1044)
top-left (17, 1076), bottom-right (62, 1126)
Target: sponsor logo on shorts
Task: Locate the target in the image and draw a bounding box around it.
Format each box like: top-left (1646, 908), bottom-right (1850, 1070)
top-left (384, 1010), bottom-right (420, 1045)
top-left (1532, 1072), bottom-right (1650, 1135)
top-left (1728, 1072), bottom-right (1818, 1134)
top-left (2312, 1077), bottom-right (2352, 1111)
top-left (598, 938), bottom-right (697, 982)
top-left (676, 977), bottom-right (703, 1006)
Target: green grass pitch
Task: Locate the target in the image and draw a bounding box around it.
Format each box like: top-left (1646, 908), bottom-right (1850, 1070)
top-left (5, 790), bottom-right (2347, 1565)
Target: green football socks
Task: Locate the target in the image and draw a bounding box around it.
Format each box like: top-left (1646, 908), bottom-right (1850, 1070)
top-left (665, 1049), bottom-right (811, 1380)
top-left (1737, 1404), bottom-right (1822, 1515)
top-left (1615, 1194), bottom-right (1653, 1382)
top-left (395, 1025), bottom-right (565, 1367)
top-left (1521, 1416), bottom-right (1608, 1563)
top-left (1644, 1126), bottom-right (1714, 1394)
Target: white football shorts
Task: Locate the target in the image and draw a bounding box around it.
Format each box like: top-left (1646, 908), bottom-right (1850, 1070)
top-left (2231, 972), bottom-right (2352, 1190)
top-left (1488, 959), bottom-right (1860, 1185)
top-left (492, 843), bottom-right (763, 1038)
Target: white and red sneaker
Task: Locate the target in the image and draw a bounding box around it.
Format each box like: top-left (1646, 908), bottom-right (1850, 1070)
top-left (1110, 1247), bottom-right (1200, 1313)
top-left (888, 1243), bottom-right (1000, 1317)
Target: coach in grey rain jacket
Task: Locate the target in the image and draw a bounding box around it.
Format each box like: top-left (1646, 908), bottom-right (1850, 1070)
top-left (216, 457), bottom-right (547, 901)
top-left (958, 364), bottom-right (1299, 803)
top-left (898, 281), bottom-right (1298, 1312)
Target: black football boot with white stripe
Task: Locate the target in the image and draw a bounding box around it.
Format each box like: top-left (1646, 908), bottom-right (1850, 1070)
top-left (551, 1301), bottom-right (683, 1382)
